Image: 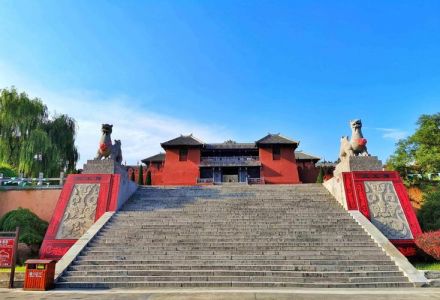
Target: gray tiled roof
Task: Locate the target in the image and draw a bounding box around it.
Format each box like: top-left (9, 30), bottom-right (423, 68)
top-left (161, 134), bottom-right (204, 148)
top-left (295, 151), bottom-right (320, 161)
top-left (256, 133), bottom-right (298, 146)
top-left (141, 153), bottom-right (165, 164)
top-left (204, 142), bottom-right (257, 150)
top-left (316, 161), bottom-right (337, 167)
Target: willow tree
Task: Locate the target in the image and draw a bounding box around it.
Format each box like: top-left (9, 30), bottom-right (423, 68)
top-left (44, 114), bottom-right (79, 174)
top-left (0, 88), bottom-right (47, 167)
top-left (0, 87), bottom-right (79, 177)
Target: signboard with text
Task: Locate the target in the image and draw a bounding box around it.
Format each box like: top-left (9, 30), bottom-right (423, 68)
top-left (0, 238), bottom-right (15, 267)
top-left (0, 228), bottom-right (19, 288)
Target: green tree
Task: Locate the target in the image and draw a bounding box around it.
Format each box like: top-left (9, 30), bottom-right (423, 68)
top-left (44, 114), bottom-right (79, 174)
top-left (387, 113), bottom-right (440, 177)
top-left (138, 164), bottom-right (144, 185)
top-left (0, 208), bottom-right (48, 247)
top-left (417, 191), bottom-right (440, 231)
top-left (0, 87), bottom-right (78, 177)
top-left (146, 171), bottom-right (152, 185)
top-left (0, 162), bottom-right (17, 177)
top-left (316, 167), bottom-right (324, 183)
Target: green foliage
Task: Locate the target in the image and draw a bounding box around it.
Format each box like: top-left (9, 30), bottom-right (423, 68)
top-left (413, 262), bottom-right (440, 270)
top-left (138, 164), bottom-right (144, 185)
top-left (0, 162), bottom-right (17, 177)
top-left (146, 171), bottom-right (152, 185)
top-left (0, 87), bottom-right (78, 177)
top-left (316, 167), bottom-right (324, 183)
top-left (0, 208), bottom-right (48, 246)
top-left (418, 191), bottom-right (440, 231)
top-left (387, 113), bottom-right (440, 177)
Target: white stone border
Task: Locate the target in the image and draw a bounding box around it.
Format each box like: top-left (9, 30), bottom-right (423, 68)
top-left (54, 211), bottom-right (115, 281)
top-left (349, 210), bottom-right (428, 287)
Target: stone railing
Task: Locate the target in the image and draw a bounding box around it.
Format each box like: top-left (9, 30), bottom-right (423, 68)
top-left (197, 177), bottom-right (264, 184)
top-left (200, 156), bottom-right (259, 163)
top-left (248, 177), bottom-right (265, 184)
top-left (0, 172), bottom-right (65, 187)
top-left (197, 178), bottom-right (214, 184)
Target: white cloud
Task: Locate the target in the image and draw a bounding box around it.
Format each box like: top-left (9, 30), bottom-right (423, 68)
top-left (0, 62), bottom-right (230, 166)
top-left (374, 128), bottom-right (407, 142)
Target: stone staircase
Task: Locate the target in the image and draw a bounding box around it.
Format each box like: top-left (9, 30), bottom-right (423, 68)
top-left (56, 184), bottom-right (413, 288)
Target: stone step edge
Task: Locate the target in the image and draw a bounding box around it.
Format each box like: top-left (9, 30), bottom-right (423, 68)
top-left (55, 281), bottom-right (414, 288)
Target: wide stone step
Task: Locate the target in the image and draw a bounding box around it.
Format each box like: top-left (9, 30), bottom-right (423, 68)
top-left (59, 274), bottom-right (409, 284)
top-left (64, 269), bottom-right (405, 278)
top-left (69, 263), bottom-right (401, 272)
top-left (76, 254), bottom-right (390, 261)
top-left (104, 222), bottom-right (362, 227)
top-left (55, 281), bottom-right (414, 288)
top-left (94, 237), bottom-right (376, 243)
top-left (82, 248), bottom-right (384, 254)
top-left (87, 245), bottom-right (378, 251)
top-left (72, 259), bottom-right (398, 266)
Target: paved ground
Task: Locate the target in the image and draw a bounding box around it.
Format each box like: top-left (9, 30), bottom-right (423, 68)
top-left (1, 288), bottom-right (440, 300)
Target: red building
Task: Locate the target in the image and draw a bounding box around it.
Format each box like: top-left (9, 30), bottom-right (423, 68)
top-left (129, 133), bottom-right (321, 185)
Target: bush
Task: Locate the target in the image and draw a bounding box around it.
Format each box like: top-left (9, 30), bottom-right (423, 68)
top-left (138, 164), bottom-right (144, 185)
top-left (415, 231), bottom-right (440, 261)
top-left (0, 162), bottom-right (18, 177)
top-left (418, 191), bottom-right (440, 231)
top-left (146, 171), bottom-right (152, 185)
top-left (316, 167), bottom-right (324, 183)
top-left (0, 208), bottom-right (48, 247)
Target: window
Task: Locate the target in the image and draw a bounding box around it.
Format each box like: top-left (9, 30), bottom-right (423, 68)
top-left (272, 146), bottom-right (281, 160)
top-left (179, 148), bottom-right (188, 161)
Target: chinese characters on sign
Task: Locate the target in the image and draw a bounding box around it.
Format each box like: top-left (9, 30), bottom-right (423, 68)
top-left (0, 238), bottom-right (15, 267)
top-left (0, 228), bottom-right (19, 288)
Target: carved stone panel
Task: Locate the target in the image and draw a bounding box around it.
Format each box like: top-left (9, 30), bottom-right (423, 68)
top-left (364, 181), bottom-right (413, 240)
top-left (55, 184), bottom-right (100, 239)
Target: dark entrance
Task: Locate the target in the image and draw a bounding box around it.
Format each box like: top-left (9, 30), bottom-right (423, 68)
top-left (222, 167), bottom-right (239, 183)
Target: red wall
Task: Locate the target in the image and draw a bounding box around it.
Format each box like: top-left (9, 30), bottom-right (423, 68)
top-left (259, 146), bottom-right (300, 184)
top-left (161, 147), bottom-right (200, 185)
top-left (0, 188), bottom-right (61, 222)
top-left (297, 161), bottom-right (320, 183)
top-left (149, 164), bottom-right (164, 185)
top-left (128, 164), bottom-right (164, 185)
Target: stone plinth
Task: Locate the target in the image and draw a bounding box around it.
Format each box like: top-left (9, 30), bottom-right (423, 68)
top-left (334, 156), bottom-right (382, 177)
top-left (325, 156), bottom-right (383, 210)
top-left (83, 159), bottom-right (125, 174)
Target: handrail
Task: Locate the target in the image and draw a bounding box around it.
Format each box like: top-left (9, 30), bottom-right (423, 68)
top-left (197, 177), bottom-right (264, 184)
top-left (197, 178), bottom-right (214, 184)
top-left (201, 156), bottom-right (259, 162)
top-left (248, 177), bottom-right (265, 184)
top-left (0, 172), bottom-right (65, 186)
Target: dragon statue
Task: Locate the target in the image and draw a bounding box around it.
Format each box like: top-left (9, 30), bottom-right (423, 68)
top-left (95, 124), bottom-right (122, 163)
top-left (339, 119), bottom-right (369, 161)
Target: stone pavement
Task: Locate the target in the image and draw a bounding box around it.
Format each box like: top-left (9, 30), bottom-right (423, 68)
top-left (1, 288), bottom-right (440, 300)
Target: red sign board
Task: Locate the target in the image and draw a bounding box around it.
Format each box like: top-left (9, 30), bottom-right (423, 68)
top-left (0, 238), bottom-right (15, 267)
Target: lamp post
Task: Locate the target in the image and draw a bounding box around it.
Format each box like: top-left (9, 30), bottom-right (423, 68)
top-left (34, 153), bottom-right (43, 185)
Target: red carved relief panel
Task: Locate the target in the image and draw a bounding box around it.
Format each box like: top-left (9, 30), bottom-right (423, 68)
top-left (40, 174), bottom-right (118, 260)
top-left (342, 171), bottom-right (421, 256)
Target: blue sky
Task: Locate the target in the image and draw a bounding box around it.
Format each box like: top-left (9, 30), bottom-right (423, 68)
top-left (0, 1), bottom-right (439, 165)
